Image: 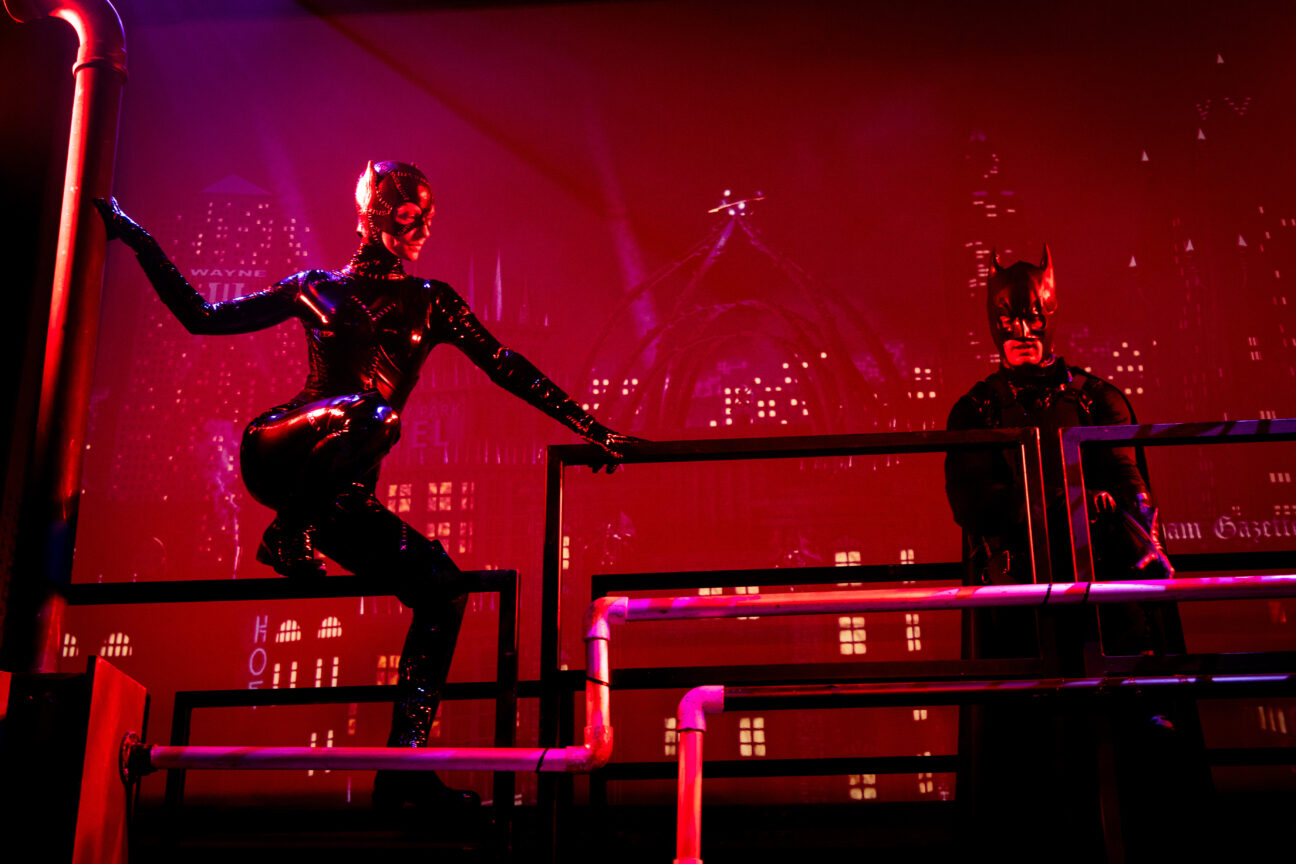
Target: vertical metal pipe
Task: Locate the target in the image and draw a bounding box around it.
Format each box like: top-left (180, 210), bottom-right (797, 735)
top-left (674, 729), bottom-right (705, 864)
top-left (674, 685), bottom-right (724, 864)
top-left (3, 0), bottom-right (126, 671)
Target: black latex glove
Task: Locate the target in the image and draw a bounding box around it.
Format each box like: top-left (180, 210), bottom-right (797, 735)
top-left (92, 197), bottom-right (154, 252)
top-left (586, 424), bottom-right (645, 474)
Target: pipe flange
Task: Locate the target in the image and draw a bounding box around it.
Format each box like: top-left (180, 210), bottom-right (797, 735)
top-left (119, 731), bottom-right (153, 786)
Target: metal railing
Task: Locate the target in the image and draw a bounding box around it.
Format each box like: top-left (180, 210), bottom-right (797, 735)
top-left (538, 430), bottom-right (1049, 854)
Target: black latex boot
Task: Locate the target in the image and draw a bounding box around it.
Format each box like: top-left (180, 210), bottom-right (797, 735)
top-left (373, 597), bottom-right (480, 810)
top-left (255, 516), bottom-right (326, 578)
top-left (372, 767), bottom-right (481, 811)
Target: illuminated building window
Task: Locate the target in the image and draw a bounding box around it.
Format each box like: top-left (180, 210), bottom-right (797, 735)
top-left (376, 653), bottom-right (400, 686)
top-left (1258, 706), bottom-right (1289, 735)
top-left (386, 482), bottom-right (412, 513)
top-left (428, 481), bottom-right (453, 511)
top-left (318, 616), bottom-right (343, 639)
top-left (460, 481), bottom-right (476, 511)
top-left (426, 521), bottom-right (451, 538)
top-left (315, 657), bottom-right (338, 688)
top-left (276, 620), bottom-right (302, 643)
top-left (1251, 351), bottom-right (1263, 361)
top-left (289, 661), bottom-right (298, 688)
top-left (698, 586), bottom-right (723, 596)
top-left (664, 717), bottom-right (678, 757)
top-left (458, 521), bottom-right (474, 554)
top-left (913, 709), bottom-right (928, 722)
top-left (1260, 410), bottom-right (1277, 420)
top-left (738, 717), bottom-right (766, 757)
top-left (839, 616), bottom-right (867, 656)
top-left (905, 613), bottom-right (923, 652)
top-left (62, 633), bottom-right (78, 659)
top-left (307, 729), bottom-right (335, 777)
top-left (918, 753), bottom-right (935, 794)
top-left (835, 550), bottom-right (862, 587)
top-left (562, 535), bottom-right (571, 571)
top-left (1248, 336), bottom-right (1260, 346)
top-left (735, 585), bottom-right (760, 619)
top-left (849, 773), bottom-right (877, 801)
top-left (348, 703), bottom-right (358, 736)
top-left (101, 632), bottom-right (133, 658)
top-left (1269, 472), bottom-right (1292, 484)
top-left (899, 549), bottom-right (915, 565)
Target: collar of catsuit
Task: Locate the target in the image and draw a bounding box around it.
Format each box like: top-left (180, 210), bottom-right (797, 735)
top-left (343, 241), bottom-right (407, 280)
top-left (1001, 356), bottom-right (1071, 407)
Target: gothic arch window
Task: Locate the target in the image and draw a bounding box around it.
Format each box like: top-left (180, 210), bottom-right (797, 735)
top-left (275, 620), bottom-right (302, 643)
top-left (61, 633), bottom-right (79, 659)
top-left (317, 616), bottom-right (342, 639)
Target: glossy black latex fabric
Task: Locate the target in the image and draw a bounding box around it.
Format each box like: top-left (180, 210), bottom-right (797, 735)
top-left (126, 228), bottom-right (613, 522)
top-left (315, 485), bottom-right (467, 745)
top-left (108, 208), bottom-right (615, 766)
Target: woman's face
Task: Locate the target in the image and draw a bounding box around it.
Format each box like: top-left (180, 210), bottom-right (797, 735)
top-left (382, 200), bottom-right (434, 261)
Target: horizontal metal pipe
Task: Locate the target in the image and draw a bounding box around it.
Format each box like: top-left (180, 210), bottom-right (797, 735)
top-left (624, 575), bottom-right (1296, 621)
top-left (674, 669), bottom-right (1296, 861)
top-left (144, 744), bottom-right (583, 773)
top-left (127, 611), bottom-right (619, 779)
top-left (124, 575), bottom-right (1296, 785)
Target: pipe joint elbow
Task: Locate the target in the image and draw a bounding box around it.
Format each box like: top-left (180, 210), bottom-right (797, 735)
top-left (583, 595), bottom-right (628, 642)
top-left (566, 725), bottom-right (613, 772)
top-left (677, 685), bottom-right (725, 732)
top-left (7, 0), bottom-right (128, 75)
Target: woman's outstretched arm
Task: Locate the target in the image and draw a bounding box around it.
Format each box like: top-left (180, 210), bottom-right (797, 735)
top-left (430, 280), bottom-right (640, 468)
top-left (95, 197), bottom-right (299, 335)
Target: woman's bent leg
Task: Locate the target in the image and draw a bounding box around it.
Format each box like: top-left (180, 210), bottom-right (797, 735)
top-left (241, 391), bottom-right (401, 576)
top-left (312, 486), bottom-right (479, 809)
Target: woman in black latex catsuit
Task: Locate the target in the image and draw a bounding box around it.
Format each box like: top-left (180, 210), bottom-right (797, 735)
top-left (95, 161), bottom-right (636, 809)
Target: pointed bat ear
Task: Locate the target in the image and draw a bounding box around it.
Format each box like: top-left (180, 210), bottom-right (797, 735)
top-left (356, 161), bottom-right (379, 208)
top-left (355, 161), bottom-right (379, 236)
top-left (1039, 243), bottom-right (1058, 313)
top-left (989, 248), bottom-right (1004, 275)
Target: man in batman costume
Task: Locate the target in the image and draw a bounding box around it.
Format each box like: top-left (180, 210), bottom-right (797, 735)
top-left (944, 247), bottom-right (1201, 860)
top-left (945, 245), bottom-right (1172, 655)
